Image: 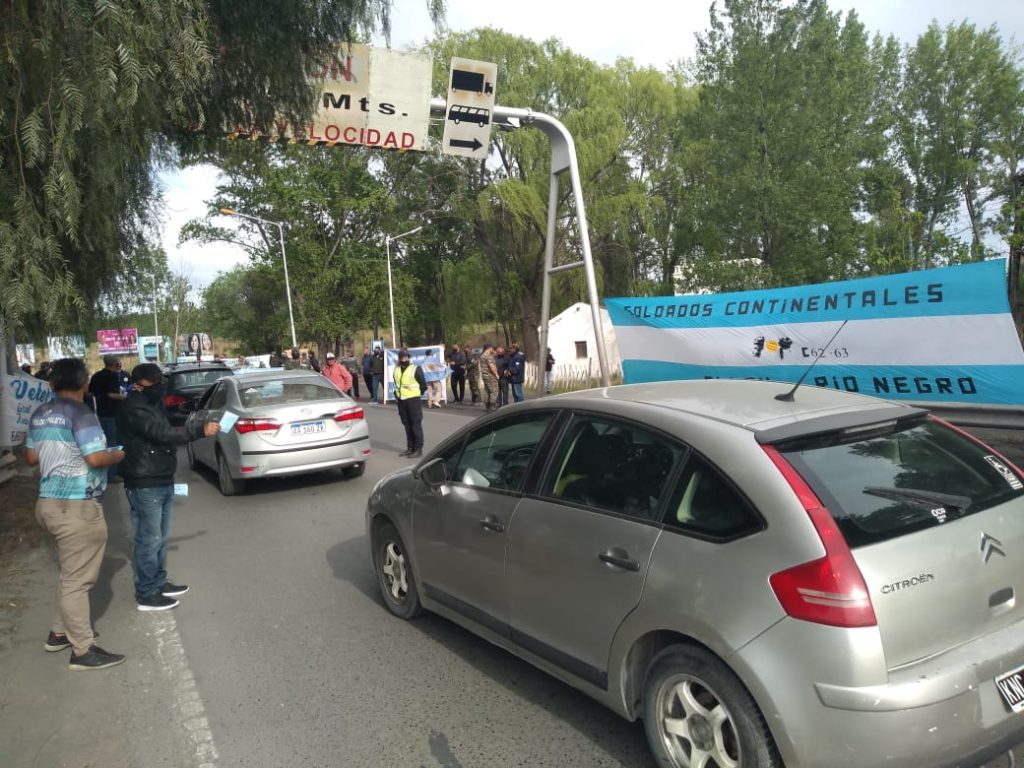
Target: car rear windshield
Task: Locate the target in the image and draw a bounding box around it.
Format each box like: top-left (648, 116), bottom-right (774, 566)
top-left (238, 378), bottom-right (339, 407)
top-left (170, 369), bottom-right (228, 389)
top-left (779, 418), bottom-right (1024, 548)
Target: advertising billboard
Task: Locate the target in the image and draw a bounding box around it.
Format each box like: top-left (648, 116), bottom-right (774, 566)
top-left (96, 328), bottom-right (138, 354)
top-left (47, 335), bottom-right (86, 359)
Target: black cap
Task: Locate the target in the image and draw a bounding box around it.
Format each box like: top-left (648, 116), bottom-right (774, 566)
top-left (131, 362), bottom-right (163, 384)
top-left (398, 348), bottom-right (411, 358)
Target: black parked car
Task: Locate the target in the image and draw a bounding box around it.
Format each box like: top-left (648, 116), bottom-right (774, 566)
top-left (162, 362), bottom-right (233, 425)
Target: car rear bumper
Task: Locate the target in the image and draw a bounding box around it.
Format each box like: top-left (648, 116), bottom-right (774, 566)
top-left (733, 618), bottom-right (1024, 768)
top-left (236, 435), bottom-right (371, 478)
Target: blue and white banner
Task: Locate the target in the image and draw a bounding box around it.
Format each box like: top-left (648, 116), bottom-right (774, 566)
top-left (606, 260), bottom-right (1024, 405)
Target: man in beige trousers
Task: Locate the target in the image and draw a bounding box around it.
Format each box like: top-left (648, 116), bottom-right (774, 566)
top-left (25, 358), bottom-right (126, 670)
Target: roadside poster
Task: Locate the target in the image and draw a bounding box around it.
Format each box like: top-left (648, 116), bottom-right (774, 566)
top-left (606, 260), bottom-right (1024, 406)
top-left (47, 335), bottom-right (86, 359)
top-left (139, 335), bottom-right (164, 363)
top-left (180, 332), bottom-right (214, 360)
top-left (15, 344), bottom-right (35, 367)
top-left (96, 328), bottom-right (138, 354)
top-left (382, 345), bottom-right (447, 403)
top-left (1, 371), bottom-right (54, 447)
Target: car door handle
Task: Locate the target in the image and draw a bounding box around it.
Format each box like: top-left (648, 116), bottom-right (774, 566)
top-left (480, 517), bottom-right (505, 533)
top-left (599, 551), bottom-right (640, 572)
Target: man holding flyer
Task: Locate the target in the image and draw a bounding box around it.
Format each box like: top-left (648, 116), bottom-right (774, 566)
top-left (117, 364), bottom-right (219, 612)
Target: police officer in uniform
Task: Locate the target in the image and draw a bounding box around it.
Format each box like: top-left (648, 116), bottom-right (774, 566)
top-left (393, 348), bottom-right (427, 458)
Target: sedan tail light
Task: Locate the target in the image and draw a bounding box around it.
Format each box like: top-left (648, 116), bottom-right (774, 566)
top-left (164, 394), bottom-right (187, 408)
top-left (762, 445), bottom-right (877, 628)
top-left (235, 418), bottom-right (280, 434)
top-left (334, 407), bottom-right (364, 422)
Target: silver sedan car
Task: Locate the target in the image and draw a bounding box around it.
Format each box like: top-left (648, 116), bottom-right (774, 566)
top-left (186, 370), bottom-right (370, 495)
top-left (365, 380), bottom-right (1024, 768)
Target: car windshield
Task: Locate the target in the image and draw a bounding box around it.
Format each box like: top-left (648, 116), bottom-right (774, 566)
top-left (779, 418), bottom-right (1024, 548)
top-left (238, 378), bottom-right (340, 407)
top-left (170, 369), bottom-right (227, 389)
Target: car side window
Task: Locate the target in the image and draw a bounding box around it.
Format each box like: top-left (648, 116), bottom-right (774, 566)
top-left (668, 454), bottom-right (760, 539)
top-left (449, 413), bottom-right (555, 492)
top-left (543, 415), bottom-right (682, 521)
top-left (196, 385), bottom-right (216, 410)
top-left (207, 384), bottom-right (227, 410)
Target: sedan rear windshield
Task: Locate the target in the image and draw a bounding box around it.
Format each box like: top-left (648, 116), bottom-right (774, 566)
top-left (238, 378), bottom-right (339, 407)
top-left (170, 369), bottom-right (229, 389)
top-left (779, 419), bottom-right (1024, 548)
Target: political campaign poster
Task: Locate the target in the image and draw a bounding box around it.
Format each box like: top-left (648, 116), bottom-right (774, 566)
top-left (180, 332), bottom-right (214, 360)
top-left (1, 371), bottom-right (54, 446)
top-left (382, 345), bottom-right (447, 403)
top-left (47, 335), bottom-right (86, 359)
top-left (96, 328), bottom-right (138, 354)
top-left (605, 259), bottom-right (1024, 406)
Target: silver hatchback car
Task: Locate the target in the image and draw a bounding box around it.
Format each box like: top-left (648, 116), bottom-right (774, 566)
top-left (186, 370), bottom-right (370, 495)
top-left (365, 380), bottom-right (1024, 767)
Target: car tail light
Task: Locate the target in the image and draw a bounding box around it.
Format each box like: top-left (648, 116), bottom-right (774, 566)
top-left (235, 418), bottom-right (280, 434)
top-left (164, 394), bottom-right (187, 408)
top-left (334, 407), bottom-right (364, 422)
top-left (762, 445), bottom-right (877, 628)
top-left (929, 414), bottom-right (1024, 479)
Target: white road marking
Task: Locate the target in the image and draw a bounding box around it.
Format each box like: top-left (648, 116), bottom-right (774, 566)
top-left (150, 611), bottom-right (220, 768)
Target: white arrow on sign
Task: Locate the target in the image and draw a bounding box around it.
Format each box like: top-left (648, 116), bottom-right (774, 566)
top-left (442, 57), bottom-right (497, 160)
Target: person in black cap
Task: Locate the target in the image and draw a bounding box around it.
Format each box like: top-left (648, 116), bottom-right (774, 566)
top-left (117, 363), bottom-right (219, 612)
top-left (392, 348), bottom-right (427, 458)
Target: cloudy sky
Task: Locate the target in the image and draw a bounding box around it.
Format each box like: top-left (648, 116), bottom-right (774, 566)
top-left (159, 0), bottom-right (1024, 290)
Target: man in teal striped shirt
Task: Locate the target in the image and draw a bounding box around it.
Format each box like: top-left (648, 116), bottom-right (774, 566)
top-left (25, 358), bottom-right (126, 670)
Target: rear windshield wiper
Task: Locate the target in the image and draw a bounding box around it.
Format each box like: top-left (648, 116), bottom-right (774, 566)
top-left (863, 486), bottom-right (972, 514)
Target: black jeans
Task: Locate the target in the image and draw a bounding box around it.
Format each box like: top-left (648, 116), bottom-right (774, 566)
top-left (451, 369), bottom-right (466, 402)
top-left (498, 378), bottom-right (510, 407)
top-left (396, 398), bottom-right (424, 451)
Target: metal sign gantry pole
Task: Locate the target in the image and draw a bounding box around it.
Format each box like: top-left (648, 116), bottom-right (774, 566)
top-left (429, 98), bottom-right (611, 393)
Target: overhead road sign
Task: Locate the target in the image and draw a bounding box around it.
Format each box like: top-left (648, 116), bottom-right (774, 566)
top-left (228, 44), bottom-right (433, 151)
top-left (442, 58), bottom-right (497, 160)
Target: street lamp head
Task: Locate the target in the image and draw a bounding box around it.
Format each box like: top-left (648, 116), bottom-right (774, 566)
top-left (172, 303), bottom-right (179, 312)
top-left (219, 207), bottom-right (236, 216)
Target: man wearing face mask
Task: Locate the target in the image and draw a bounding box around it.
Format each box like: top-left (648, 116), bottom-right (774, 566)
top-left (392, 348), bottom-right (427, 458)
top-left (117, 364), bottom-right (219, 611)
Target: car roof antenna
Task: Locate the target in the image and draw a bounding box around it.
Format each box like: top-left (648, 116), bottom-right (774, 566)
top-left (775, 319), bottom-right (849, 402)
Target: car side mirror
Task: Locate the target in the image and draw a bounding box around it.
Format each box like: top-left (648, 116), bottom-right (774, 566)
top-left (415, 457), bottom-right (448, 489)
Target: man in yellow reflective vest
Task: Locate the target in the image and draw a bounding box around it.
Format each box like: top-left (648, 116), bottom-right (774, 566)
top-left (393, 348), bottom-right (427, 458)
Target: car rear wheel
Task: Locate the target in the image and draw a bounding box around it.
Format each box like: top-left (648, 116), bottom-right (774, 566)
top-left (217, 451), bottom-right (245, 496)
top-left (642, 645), bottom-right (779, 768)
top-left (372, 521), bottom-right (422, 619)
top-left (341, 462), bottom-right (365, 479)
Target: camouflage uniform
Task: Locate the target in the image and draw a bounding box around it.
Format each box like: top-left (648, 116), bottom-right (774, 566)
top-left (466, 349), bottom-right (482, 404)
top-left (479, 348), bottom-right (500, 411)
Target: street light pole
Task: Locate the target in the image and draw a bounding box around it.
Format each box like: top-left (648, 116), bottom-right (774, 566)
top-left (172, 303), bottom-right (180, 362)
top-left (220, 208), bottom-right (298, 349)
top-left (384, 225), bottom-right (424, 349)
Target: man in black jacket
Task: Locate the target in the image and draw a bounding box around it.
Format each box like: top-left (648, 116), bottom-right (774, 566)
top-left (117, 364), bottom-right (219, 611)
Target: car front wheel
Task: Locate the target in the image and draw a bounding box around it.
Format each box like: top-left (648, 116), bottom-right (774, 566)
top-left (642, 645), bottom-right (779, 768)
top-left (372, 520), bottom-right (422, 619)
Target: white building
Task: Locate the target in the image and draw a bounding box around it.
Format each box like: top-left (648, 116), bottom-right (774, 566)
top-left (539, 302), bottom-right (623, 385)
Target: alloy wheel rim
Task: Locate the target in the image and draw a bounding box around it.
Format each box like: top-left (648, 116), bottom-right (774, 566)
top-left (381, 541), bottom-right (408, 602)
top-left (657, 674), bottom-right (741, 768)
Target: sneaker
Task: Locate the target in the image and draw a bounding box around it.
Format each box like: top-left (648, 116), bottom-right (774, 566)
top-left (137, 594), bottom-right (179, 612)
top-left (45, 628), bottom-right (100, 652)
top-left (407, 450), bottom-right (422, 459)
top-left (161, 581), bottom-right (189, 597)
top-left (69, 645), bottom-right (126, 671)
top-left (44, 631), bottom-right (71, 652)
top-left (398, 449), bottom-right (412, 457)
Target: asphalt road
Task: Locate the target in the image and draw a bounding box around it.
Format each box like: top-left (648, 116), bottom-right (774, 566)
top-left (2, 405), bottom-right (1021, 768)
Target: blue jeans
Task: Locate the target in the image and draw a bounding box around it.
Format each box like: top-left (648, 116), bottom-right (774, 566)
top-left (511, 382), bottom-right (524, 402)
top-left (126, 486), bottom-right (174, 600)
top-left (98, 416), bottom-right (118, 480)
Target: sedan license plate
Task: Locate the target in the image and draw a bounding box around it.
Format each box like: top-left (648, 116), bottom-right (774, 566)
top-left (291, 420), bottom-right (326, 436)
top-left (995, 664), bottom-right (1024, 713)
